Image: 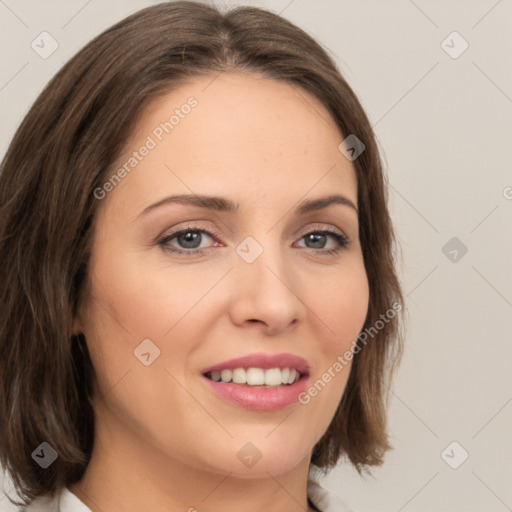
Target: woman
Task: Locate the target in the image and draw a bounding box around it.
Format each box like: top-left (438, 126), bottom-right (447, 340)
top-left (0, 2), bottom-right (404, 511)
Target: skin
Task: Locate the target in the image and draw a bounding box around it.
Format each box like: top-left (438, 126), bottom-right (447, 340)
top-left (70, 71), bottom-right (369, 512)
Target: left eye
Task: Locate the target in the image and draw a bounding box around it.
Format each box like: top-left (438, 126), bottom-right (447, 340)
top-left (163, 229), bottom-right (214, 250)
top-left (294, 231), bottom-right (347, 250)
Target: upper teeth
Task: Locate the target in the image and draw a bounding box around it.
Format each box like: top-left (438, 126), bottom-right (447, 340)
top-left (209, 367), bottom-right (299, 386)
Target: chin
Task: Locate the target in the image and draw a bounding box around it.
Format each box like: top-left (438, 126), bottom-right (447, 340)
top-left (195, 436), bottom-right (312, 479)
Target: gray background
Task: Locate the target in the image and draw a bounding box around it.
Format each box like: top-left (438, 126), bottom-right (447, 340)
top-left (1, 1), bottom-right (511, 511)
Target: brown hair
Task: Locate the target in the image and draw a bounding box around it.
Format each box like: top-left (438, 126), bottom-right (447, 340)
top-left (0, 0), bottom-right (404, 506)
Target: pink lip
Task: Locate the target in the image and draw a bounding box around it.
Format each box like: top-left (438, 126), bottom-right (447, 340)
top-left (201, 352), bottom-right (310, 375)
top-left (201, 352), bottom-right (310, 411)
top-left (202, 377), bottom-right (309, 411)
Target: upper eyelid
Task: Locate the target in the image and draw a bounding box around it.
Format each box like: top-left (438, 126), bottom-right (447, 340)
top-left (295, 222), bottom-right (347, 237)
top-left (160, 223), bottom-right (347, 239)
top-left (159, 221), bottom-right (219, 239)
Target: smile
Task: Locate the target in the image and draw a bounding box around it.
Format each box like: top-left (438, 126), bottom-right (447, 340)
top-left (205, 367), bottom-right (301, 387)
top-left (201, 352), bottom-right (310, 410)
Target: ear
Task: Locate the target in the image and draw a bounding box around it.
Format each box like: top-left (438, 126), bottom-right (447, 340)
top-left (72, 321), bottom-right (81, 335)
top-left (72, 313), bottom-right (83, 335)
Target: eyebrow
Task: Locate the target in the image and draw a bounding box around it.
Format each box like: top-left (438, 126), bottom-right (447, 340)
top-left (136, 193), bottom-right (358, 219)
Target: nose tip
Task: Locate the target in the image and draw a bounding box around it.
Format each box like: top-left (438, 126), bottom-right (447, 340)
top-left (228, 253), bottom-right (304, 335)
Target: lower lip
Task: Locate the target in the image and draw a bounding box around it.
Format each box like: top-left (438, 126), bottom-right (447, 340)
top-left (201, 375), bottom-right (309, 411)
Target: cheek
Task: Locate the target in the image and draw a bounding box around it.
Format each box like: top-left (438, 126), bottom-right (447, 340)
top-left (86, 245), bottom-right (227, 340)
top-left (299, 259), bottom-right (368, 417)
top-left (81, 245), bottom-right (233, 407)
top-left (297, 276), bottom-right (368, 444)
top-left (308, 259), bottom-right (369, 351)
top-left (80, 252), bottom-right (216, 440)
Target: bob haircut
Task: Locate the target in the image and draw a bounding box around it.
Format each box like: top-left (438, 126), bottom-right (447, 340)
top-left (0, 0), bottom-right (404, 506)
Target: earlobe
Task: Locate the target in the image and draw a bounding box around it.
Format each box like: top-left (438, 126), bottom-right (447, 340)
top-left (72, 315), bottom-right (82, 336)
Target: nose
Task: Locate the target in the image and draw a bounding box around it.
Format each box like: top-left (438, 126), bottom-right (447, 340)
top-left (228, 245), bottom-right (305, 335)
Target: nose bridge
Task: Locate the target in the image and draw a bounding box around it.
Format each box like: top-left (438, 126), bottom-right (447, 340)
top-left (230, 237), bottom-right (303, 332)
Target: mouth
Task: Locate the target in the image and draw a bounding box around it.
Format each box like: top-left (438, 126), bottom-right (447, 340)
top-left (203, 366), bottom-right (303, 388)
top-left (200, 352), bottom-right (310, 410)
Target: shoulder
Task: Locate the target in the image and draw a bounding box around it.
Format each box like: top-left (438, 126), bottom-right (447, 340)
top-left (307, 466), bottom-right (359, 512)
top-left (17, 493), bottom-right (58, 512)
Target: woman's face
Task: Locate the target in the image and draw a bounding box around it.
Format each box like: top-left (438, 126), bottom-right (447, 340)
top-left (77, 72), bottom-right (369, 478)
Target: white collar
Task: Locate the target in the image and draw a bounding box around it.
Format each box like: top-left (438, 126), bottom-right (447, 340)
top-left (307, 464), bottom-right (357, 512)
top-left (307, 477), bottom-right (357, 512)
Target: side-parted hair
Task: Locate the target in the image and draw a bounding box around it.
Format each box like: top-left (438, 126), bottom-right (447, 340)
top-left (0, 1), bottom-right (404, 506)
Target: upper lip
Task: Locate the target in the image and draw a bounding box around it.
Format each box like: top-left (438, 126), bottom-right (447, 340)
top-left (202, 352), bottom-right (310, 376)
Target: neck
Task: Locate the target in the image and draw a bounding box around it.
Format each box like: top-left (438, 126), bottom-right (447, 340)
top-left (69, 413), bottom-right (316, 512)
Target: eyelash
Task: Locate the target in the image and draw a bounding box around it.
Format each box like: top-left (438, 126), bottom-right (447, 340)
top-left (157, 223), bottom-right (350, 257)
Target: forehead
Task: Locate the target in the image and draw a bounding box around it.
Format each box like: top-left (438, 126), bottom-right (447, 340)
top-left (103, 72), bottom-right (357, 215)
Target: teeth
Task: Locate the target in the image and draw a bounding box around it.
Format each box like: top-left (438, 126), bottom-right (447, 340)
top-left (264, 368), bottom-right (282, 386)
top-left (208, 367), bottom-right (301, 386)
top-left (220, 369), bottom-right (232, 383)
top-left (232, 368), bottom-right (247, 384)
top-left (246, 368), bottom-right (265, 385)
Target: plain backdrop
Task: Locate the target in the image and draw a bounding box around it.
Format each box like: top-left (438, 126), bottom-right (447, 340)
top-left (1, 1), bottom-right (511, 511)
